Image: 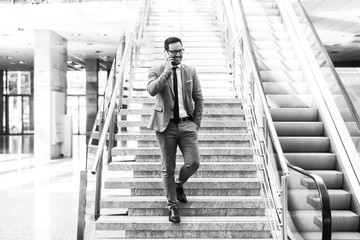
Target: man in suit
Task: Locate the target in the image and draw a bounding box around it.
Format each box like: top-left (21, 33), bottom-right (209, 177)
top-left (147, 37), bottom-right (203, 223)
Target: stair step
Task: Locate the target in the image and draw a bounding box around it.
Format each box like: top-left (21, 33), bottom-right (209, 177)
top-left (96, 216), bottom-right (271, 238)
top-left (258, 60), bottom-right (300, 71)
top-left (119, 108), bottom-right (244, 116)
top-left (117, 121), bottom-right (246, 128)
top-left (246, 16), bottom-right (282, 24)
top-left (256, 50), bottom-right (296, 60)
top-left (274, 122), bottom-right (323, 136)
top-left (307, 189), bottom-right (351, 210)
top-left (267, 95), bottom-right (313, 108)
top-left (251, 32), bottom-right (288, 41)
top-left (108, 162), bottom-right (257, 178)
top-left (301, 170), bottom-right (343, 189)
top-left (253, 41), bottom-right (293, 50)
top-left (260, 70), bottom-right (304, 82)
top-left (110, 147), bottom-right (253, 157)
top-left (270, 108), bottom-right (318, 121)
top-left (289, 210), bottom-right (324, 232)
top-left (314, 210), bottom-right (359, 231)
top-left (284, 153), bottom-right (336, 170)
top-left (293, 231), bottom-right (360, 240)
top-left (111, 154), bottom-right (254, 163)
top-left (247, 23), bottom-right (285, 32)
top-left (279, 136), bottom-right (330, 152)
top-left (104, 178), bottom-right (261, 196)
top-left (100, 195), bottom-right (265, 216)
top-left (263, 82), bottom-right (308, 94)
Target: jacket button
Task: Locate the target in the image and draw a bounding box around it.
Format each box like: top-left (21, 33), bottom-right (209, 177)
top-left (171, 109), bottom-right (173, 111)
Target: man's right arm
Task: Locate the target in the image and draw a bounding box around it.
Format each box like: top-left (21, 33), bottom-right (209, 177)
top-left (147, 67), bottom-right (172, 96)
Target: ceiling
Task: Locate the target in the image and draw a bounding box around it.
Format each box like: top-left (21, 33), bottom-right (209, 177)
top-left (0, 0), bottom-right (359, 72)
top-left (0, 1), bottom-right (140, 71)
top-left (302, 0), bottom-right (360, 64)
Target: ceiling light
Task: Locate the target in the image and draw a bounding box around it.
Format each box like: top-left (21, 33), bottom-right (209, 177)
top-left (4, 56), bottom-right (13, 59)
top-left (97, 33), bottom-right (107, 37)
top-left (19, 60), bottom-right (27, 64)
top-left (18, 28), bottom-right (25, 31)
top-left (72, 33), bottom-right (81, 37)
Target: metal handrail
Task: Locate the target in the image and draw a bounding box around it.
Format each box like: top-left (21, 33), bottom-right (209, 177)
top-left (296, 0), bottom-right (360, 138)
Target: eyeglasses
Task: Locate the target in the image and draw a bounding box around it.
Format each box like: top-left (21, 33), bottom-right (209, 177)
top-left (166, 49), bottom-right (184, 55)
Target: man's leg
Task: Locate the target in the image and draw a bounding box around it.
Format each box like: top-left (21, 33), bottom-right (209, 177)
top-left (176, 120), bottom-right (200, 186)
top-left (156, 122), bottom-right (179, 208)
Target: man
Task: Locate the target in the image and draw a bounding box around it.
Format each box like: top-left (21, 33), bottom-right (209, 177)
top-left (147, 37), bottom-right (203, 223)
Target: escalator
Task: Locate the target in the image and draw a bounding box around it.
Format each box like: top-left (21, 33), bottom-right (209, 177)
top-left (238, 0), bottom-right (360, 239)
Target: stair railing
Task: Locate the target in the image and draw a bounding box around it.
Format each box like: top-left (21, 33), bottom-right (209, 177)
top-left (214, 0), bottom-right (332, 239)
top-left (213, 0), bottom-right (288, 239)
top-left (76, 0), bottom-right (151, 239)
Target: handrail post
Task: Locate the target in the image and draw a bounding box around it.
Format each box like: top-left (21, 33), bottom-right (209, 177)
top-left (76, 170), bottom-right (88, 240)
top-left (281, 175), bottom-right (288, 240)
top-left (94, 111), bottom-right (105, 219)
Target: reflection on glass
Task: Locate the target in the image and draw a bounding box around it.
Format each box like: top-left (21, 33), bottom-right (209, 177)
top-left (67, 71), bottom-right (86, 95)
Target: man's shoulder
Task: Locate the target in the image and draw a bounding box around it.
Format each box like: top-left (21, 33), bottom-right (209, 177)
top-left (181, 63), bottom-right (196, 72)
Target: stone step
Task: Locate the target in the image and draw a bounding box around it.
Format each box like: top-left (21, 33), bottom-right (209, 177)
top-left (96, 216), bottom-right (271, 238)
top-left (138, 59), bottom-right (226, 67)
top-left (139, 53), bottom-right (225, 60)
top-left (108, 162), bottom-right (257, 178)
top-left (116, 121), bottom-right (246, 128)
top-left (119, 108), bottom-right (244, 116)
top-left (279, 136), bottom-right (330, 152)
top-left (284, 153), bottom-right (337, 170)
top-left (270, 108), bottom-right (318, 121)
top-left (142, 31), bottom-right (221, 37)
top-left (111, 153), bottom-right (254, 163)
top-left (100, 195), bottom-right (265, 216)
top-left (104, 178), bottom-right (261, 196)
top-left (242, 1), bottom-right (277, 9)
top-left (141, 41), bottom-right (223, 48)
top-left (274, 122), bottom-right (324, 136)
top-left (110, 147), bottom-right (253, 158)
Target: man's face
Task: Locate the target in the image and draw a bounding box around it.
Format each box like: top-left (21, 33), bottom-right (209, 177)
top-left (166, 42), bottom-right (184, 66)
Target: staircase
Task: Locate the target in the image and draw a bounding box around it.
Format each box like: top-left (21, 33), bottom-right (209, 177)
top-left (242, 0), bottom-right (360, 239)
top-left (91, 0), bottom-right (272, 239)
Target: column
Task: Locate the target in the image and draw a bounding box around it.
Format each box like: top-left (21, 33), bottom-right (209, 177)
top-left (34, 30), bottom-right (67, 160)
top-left (85, 59), bottom-right (99, 143)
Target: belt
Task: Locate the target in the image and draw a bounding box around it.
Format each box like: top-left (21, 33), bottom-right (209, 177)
top-left (170, 116), bottom-right (192, 124)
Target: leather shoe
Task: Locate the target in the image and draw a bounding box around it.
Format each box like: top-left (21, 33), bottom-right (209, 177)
top-left (169, 206), bottom-right (180, 223)
top-left (176, 186), bottom-right (187, 203)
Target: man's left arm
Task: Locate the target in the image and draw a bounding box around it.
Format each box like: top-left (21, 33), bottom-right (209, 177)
top-left (192, 68), bottom-right (203, 126)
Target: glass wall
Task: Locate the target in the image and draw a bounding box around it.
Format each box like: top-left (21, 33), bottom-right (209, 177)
top-left (1, 70), bottom-right (108, 135)
top-left (2, 71), bottom-right (34, 135)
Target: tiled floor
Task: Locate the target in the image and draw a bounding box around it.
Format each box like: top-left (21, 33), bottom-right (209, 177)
top-left (0, 135), bottom-right (87, 240)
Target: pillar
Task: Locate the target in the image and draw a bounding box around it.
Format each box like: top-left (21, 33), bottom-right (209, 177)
top-left (34, 30), bottom-right (67, 160)
top-left (85, 59), bottom-right (99, 143)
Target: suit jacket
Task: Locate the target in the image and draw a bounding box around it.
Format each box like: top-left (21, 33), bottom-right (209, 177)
top-left (147, 63), bottom-right (203, 132)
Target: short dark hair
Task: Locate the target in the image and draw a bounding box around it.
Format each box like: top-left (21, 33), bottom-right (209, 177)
top-left (164, 37), bottom-right (182, 51)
